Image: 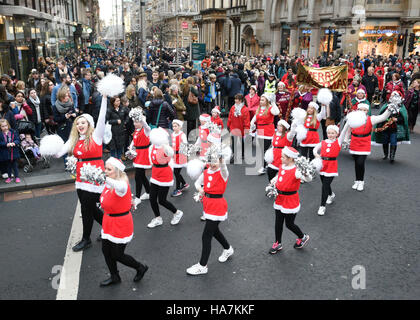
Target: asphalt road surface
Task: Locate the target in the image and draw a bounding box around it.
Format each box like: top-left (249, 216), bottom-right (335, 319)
top-left (1, 129), bottom-right (419, 301)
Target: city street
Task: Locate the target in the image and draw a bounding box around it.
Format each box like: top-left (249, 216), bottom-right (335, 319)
top-left (1, 128), bottom-right (419, 301)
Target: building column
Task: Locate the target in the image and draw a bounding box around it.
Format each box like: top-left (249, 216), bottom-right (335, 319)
top-left (309, 23), bottom-right (320, 58)
top-left (272, 25), bottom-right (282, 55)
top-left (289, 24), bottom-right (298, 56)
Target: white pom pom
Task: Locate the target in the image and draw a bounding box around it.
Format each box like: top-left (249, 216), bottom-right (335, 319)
top-left (317, 88), bottom-right (333, 105)
top-left (97, 73), bottom-right (125, 97)
top-left (296, 124), bottom-right (308, 142)
top-left (187, 159), bottom-right (205, 180)
top-left (311, 157), bottom-right (323, 173)
top-left (39, 134), bottom-right (64, 156)
top-left (221, 145), bottom-right (232, 161)
top-left (291, 108), bottom-right (307, 125)
top-left (264, 147), bottom-right (274, 164)
top-left (346, 111), bottom-right (367, 129)
top-left (103, 122), bottom-right (112, 145)
top-left (150, 127), bottom-right (169, 146)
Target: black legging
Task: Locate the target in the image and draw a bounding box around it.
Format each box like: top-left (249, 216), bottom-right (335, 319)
top-left (267, 167), bottom-right (278, 182)
top-left (300, 146), bottom-right (315, 161)
top-left (408, 106), bottom-right (418, 129)
top-left (102, 239), bottom-right (146, 276)
top-left (149, 183), bottom-right (177, 217)
top-left (231, 136), bottom-right (245, 160)
top-left (200, 220), bottom-right (230, 266)
top-left (352, 154), bottom-right (367, 181)
top-left (135, 168), bottom-right (150, 198)
top-left (274, 210), bottom-right (304, 244)
top-left (320, 176), bottom-right (334, 206)
top-left (174, 168), bottom-right (186, 190)
top-left (77, 189), bottom-right (103, 240)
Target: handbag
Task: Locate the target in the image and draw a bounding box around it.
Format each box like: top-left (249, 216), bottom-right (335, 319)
top-left (16, 120), bottom-right (35, 133)
top-left (188, 90), bottom-right (198, 105)
top-left (150, 103), bottom-right (163, 130)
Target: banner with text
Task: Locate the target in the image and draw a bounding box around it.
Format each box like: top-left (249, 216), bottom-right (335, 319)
top-left (296, 64), bottom-right (348, 92)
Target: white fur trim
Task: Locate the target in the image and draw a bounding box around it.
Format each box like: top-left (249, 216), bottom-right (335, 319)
top-left (357, 103), bottom-right (370, 111)
top-left (150, 178), bottom-right (174, 187)
top-left (172, 119), bottom-right (183, 127)
top-left (106, 157), bottom-right (125, 172)
top-left (75, 181), bottom-right (105, 193)
top-left (133, 163), bottom-right (152, 169)
top-left (283, 146), bottom-right (299, 158)
top-left (273, 203), bottom-right (300, 213)
top-left (256, 134), bottom-right (274, 140)
top-left (308, 102), bottom-right (319, 112)
top-left (326, 125), bottom-right (340, 134)
top-left (278, 119), bottom-right (290, 130)
top-left (267, 164), bottom-right (279, 170)
top-left (101, 231), bottom-right (133, 244)
top-left (172, 162), bottom-right (187, 168)
top-left (320, 172), bottom-right (338, 177)
top-left (203, 211), bottom-right (228, 221)
top-left (80, 114), bottom-right (95, 129)
top-left (349, 150), bottom-right (371, 155)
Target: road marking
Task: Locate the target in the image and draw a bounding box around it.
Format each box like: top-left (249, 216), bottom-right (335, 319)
top-left (56, 201), bottom-right (83, 300)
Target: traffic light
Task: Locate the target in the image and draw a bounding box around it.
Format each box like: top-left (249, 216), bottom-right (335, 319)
top-left (397, 34), bottom-right (404, 46)
top-left (332, 31), bottom-right (342, 50)
top-left (408, 33), bottom-right (415, 52)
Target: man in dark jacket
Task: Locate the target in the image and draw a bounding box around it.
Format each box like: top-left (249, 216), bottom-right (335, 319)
top-left (228, 72), bottom-right (242, 109)
top-left (361, 67), bottom-right (379, 103)
top-left (317, 92), bottom-right (342, 140)
top-left (146, 89), bottom-right (175, 129)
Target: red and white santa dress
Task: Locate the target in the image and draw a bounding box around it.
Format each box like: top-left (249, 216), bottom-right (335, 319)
top-left (345, 103), bottom-right (391, 191)
top-left (299, 102), bottom-right (325, 149)
top-left (100, 177), bottom-right (134, 244)
top-left (132, 119), bottom-right (152, 170)
top-left (313, 124), bottom-right (350, 215)
top-left (171, 126), bottom-right (188, 170)
top-left (250, 93), bottom-right (280, 141)
top-left (195, 114), bottom-right (211, 160)
top-left (149, 143), bottom-right (174, 187)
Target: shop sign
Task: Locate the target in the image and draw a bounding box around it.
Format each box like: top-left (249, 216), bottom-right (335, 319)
top-left (297, 64), bottom-right (348, 92)
top-left (302, 29), bottom-right (311, 34)
top-left (362, 29), bottom-right (399, 35)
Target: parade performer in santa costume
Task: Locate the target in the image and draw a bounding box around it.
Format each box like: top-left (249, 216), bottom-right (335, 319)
top-left (265, 119), bottom-right (296, 182)
top-left (186, 142), bottom-right (233, 275)
top-left (40, 74), bottom-right (123, 252)
top-left (211, 106), bottom-right (224, 130)
top-left (227, 93), bottom-right (250, 163)
top-left (147, 127), bottom-right (184, 228)
top-left (171, 119), bottom-right (189, 197)
top-left (371, 91), bottom-right (410, 163)
top-left (194, 113), bottom-right (211, 161)
top-left (128, 108), bottom-right (151, 208)
top-left (298, 102), bottom-right (326, 162)
top-left (351, 89), bottom-right (371, 115)
top-left (250, 93), bottom-right (280, 175)
top-left (344, 102), bottom-right (392, 191)
top-left (312, 123), bottom-right (350, 216)
top-left (268, 146), bottom-right (311, 254)
top-left (99, 157), bottom-right (148, 287)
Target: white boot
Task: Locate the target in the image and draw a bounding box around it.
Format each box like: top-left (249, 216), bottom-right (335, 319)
top-left (352, 181), bottom-right (360, 190)
top-left (357, 181), bottom-right (364, 192)
top-left (317, 206), bottom-right (326, 216)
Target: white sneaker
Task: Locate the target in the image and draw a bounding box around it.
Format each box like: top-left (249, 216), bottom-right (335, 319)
top-left (352, 181), bottom-right (360, 190)
top-left (171, 210), bottom-right (183, 225)
top-left (317, 206), bottom-right (326, 216)
top-left (326, 193), bottom-right (336, 205)
top-left (134, 197), bottom-right (141, 209)
top-left (147, 216), bottom-right (163, 228)
top-left (357, 181), bottom-right (364, 192)
top-left (200, 215), bottom-right (206, 221)
top-left (218, 246), bottom-right (234, 263)
top-left (257, 167), bottom-right (266, 175)
top-left (140, 193), bottom-right (150, 200)
top-left (2, 173), bottom-right (8, 179)
top-left (186, 263), bottom-right (208, 275)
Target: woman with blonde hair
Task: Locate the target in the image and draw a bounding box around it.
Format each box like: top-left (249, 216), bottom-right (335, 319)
top-left (15, 80), bottom-right (26, 95)
top-left (169, 84), bottom-right (186, 121)
top-left (99, 157), bottom-right (148, 286)
top-left (298, 102), bottom-right (325, 161)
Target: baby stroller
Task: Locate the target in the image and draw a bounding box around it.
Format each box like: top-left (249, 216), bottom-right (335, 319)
top-left (16, 120), bottom-right (50, 173)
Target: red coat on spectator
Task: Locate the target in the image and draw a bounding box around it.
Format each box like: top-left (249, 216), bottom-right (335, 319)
top-left (227, 104), bottom-right (250, 137)
top-left (385, 80), bottom-right (404, 101)
top-left (245, 93), bottom-right (260, 120)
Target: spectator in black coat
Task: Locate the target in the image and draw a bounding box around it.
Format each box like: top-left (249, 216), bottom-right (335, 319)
top-left (146, 88), bottom-right (175, 129)
top-left (40, 80), bottom-right (56, 134)
top-left (228, 73), bottom-right (242, 109)
top-left (317, 92), bottom-right (342, 140)
top-left (0, 98), bottom-right (16, 130)
top-left (362, 67), bottom-right (379, 103)
top-left (106, 96), bottom-right (129, 160)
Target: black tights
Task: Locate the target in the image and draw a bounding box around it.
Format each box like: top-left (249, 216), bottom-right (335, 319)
top-left (300, 146), bottom-right (315, 161)
top-left (149, 183), bottom-right (177, 217)
top-left (174, 168), bottom-right (186, 190)
top-left (320, 176), bottom-right (334, 206)
top-left (102, 239), bottom-right (146, 276)
top-left (352, 154), bottom-right (367, 181)
top-left (135, 168), bottom-right (150, 198)
top-left (200, 220), bottom-right (230, 266)
top-left (274, 210), bottom-right (304, 244)
top-left (267, 167), bottom-right (278, 182)
top-left (77, 189), bottom-right (103, 240)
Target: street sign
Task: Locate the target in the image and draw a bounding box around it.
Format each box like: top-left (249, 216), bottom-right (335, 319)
top-left (191, 43), bottom-right (206, 61)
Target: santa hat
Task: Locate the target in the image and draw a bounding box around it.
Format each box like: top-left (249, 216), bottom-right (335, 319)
top-left (106, 157), bottom-right (126, 172)
top-left (357, 103), bottom-right (370, 111)
top-left (308, 101), bottom-right (320, 112)
top-left (250, 85), bottom-right (257, 92)
top-left (282, 146), bottom-right (299, 159)
top-left (357, 88), bottom-right (366, 95)
top-left (80, 113), bottom-right (95, 128)
top-left (277, 81), bottom-right (286, 88)
top-left (326, 125), bottom-right (340, 135)
top-left (261, 93), bottom-right (277, 108)
top-left (199, 114), bottom-right (211, 122)
top-left (277, 119), bottom-right (290, 130)
top-left (211, 106), bottom-right (221, 114)
top-left (172, 119), bottom-right (183, 127)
